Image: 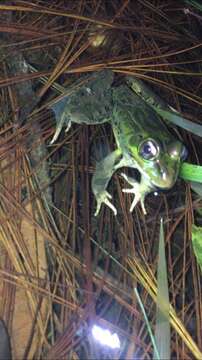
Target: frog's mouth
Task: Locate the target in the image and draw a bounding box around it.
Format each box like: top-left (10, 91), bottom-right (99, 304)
top-left (151, 171), bottom-right (178, 191)
top-left (151, 157), bottom-right (181, 190)
top-left (154, 187), bottom-right (172, 193)
top-left (122, 166), bottom-right (176, 192)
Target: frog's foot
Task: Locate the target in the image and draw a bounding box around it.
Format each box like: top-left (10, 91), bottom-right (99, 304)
top-left (65, 120), bottom-right (72, 133)
top-left (50, 117), bottom-right (71, 144)
top-left (94, 190), bottom-right (117, 216)
top-left (50, 116), bottom-right (65, 144)
top-left (121, 173), bottom-right (152, 215)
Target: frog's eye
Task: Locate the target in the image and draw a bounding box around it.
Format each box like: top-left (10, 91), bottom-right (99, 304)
top-left (180, 145), bottom-right (188, 161)
top-left (168, 143), bottom-right (188, 160)
top-left (139, 139), bottom-right (159, 160)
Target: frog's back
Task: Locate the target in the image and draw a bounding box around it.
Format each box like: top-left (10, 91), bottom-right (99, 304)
top-left (111, 85), bottom-right (173, 150)
top-left (64, 70), bottom-right (114, 125)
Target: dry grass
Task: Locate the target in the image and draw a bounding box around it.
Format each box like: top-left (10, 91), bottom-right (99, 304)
top-left (0, 1), bottom-right (201, 359)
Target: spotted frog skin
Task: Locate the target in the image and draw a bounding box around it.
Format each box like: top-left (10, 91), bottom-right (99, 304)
top-left (50, 70), bottom-right (185, 215)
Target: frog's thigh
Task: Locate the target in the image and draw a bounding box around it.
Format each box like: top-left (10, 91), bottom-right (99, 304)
top-left (92, 149), bottom-right (123, 195)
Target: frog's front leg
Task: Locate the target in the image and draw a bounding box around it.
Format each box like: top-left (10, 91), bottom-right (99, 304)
top-left (49, 97), bottom-right (72, 144)
top-left (92, 148), bottom-right (124, 216)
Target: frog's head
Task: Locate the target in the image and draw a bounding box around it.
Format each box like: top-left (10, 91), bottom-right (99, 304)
top-left (121, 135), bottom-right (187, 215)
top-left (134, 136), bottom-right (187, 190)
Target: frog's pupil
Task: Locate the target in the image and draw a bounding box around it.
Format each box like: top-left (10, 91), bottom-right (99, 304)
top-left (144, 144), bottom-right (152, 154)
top-left (139, 139), bottom-right (158, 160)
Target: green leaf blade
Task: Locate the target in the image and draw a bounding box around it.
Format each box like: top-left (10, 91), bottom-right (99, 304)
top-left (155, 219), bottom-right (171, 360)
top-left (179, 163), bottom-right (202, 183)
top-left (191, 225), bottom-right (202, 270)
top-left (153, 107), bottom-right (202, 138)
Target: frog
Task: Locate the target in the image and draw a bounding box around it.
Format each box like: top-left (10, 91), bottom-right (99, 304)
top-left (49, 69), bottom-right (187, 216)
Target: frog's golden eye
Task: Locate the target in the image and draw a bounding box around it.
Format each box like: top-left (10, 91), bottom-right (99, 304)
top-left (139, 139), bottom-right (159, 160)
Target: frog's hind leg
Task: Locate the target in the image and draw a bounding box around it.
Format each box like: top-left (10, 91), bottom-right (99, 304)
top-left (92, 148), bottom-right (125, 216)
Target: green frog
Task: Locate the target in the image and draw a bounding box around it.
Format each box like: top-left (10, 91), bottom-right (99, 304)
top-left (50, 70), bottom-right (186, 216)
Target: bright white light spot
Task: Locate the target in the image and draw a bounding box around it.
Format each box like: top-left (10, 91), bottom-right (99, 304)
top-left (92, 325), bottom-right (120, 349)
top-left (154, 191), bottom-right (158, 196)
top-left (86, 87), bottom-right (92, 94)
top-left (171, 150), bottom-right (178, 158)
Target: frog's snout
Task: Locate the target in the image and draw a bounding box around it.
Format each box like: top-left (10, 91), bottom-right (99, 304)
top-left (160, 170), bottom-right (176, 189)
top-left (154, 142), bottom-right (188, 190)
top-left (154, 159), bottom-right (179, 190)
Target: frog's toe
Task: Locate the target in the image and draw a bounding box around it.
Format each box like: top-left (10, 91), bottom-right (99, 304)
top-left (65, 120), bottom-right (71, 133)
top-left (121, 173), bottom-right (136, 187)
top-left (104, 198), bottom-right (117, 216)
top-left (130, 195), bottom-right (147, 215)
top-left (50, 114), bottom-right (71, 144)
top-left (50, 123), bottom-right (64, 144)
top-left (122, 187), bottom-right (137, 194)
top-left (94, 191), bottom-right (117, 216)
top-left (94, 206), bottom-right (101, 217)
top-left (129, 193), bottom-right (141, 212)
top-left (123, 185), bottom-right (147, 215)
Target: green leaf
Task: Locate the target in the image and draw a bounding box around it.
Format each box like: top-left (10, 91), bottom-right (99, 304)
top-left (127, 76), bottom-right (202, 137)
top-left (155, 218), bottom-right (171, 360)
top-left (191, 225), bottom-right (202, 270)
top-left (190, 181), bottom-right (202, 197)
top-left (190, 182), bottom-right (202, 215)
top-left (152, 107), bottom-right (202, 137)
top-left (179, 162), bottom-right (202, 183)
top-left (134, 288), bottom-right (160, 360)
top-left (185, 0), bottom-right (202, 11)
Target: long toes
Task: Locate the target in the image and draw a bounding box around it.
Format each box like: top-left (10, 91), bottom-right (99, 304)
top-left (121, 172), bottom-right (128, 180)
top-left (94, 192), bottom-right (116, 216)
top-left (65, 121), bottom-right (71, 133)
top-left (104, 199), bottom-right (117, 216)
top-left (140, 201), bottom-right (147, 215)
top-left (106, 192), bottom-right (112, 200)
top-left (50, 129), bottom-right (61, 144)
top-left (130, 197), bottom-right (140, 212)
top-left (94, 206), bottom-right (101, 216)
top-left (122, 188), bottom-right (136, 193)
top-left (121, 172), bottom-right (137, 185)
top-left (130, 202), bottom-right (137, 213)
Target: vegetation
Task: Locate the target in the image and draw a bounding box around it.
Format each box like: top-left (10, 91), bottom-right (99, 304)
top-left (0, 1), bottom-right (201, 358)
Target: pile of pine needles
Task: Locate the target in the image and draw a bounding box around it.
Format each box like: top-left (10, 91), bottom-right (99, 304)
top-left (0, 1), bottom-right (201, 359)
